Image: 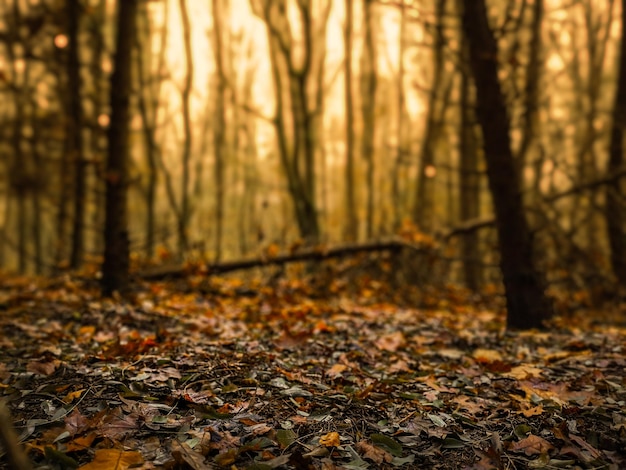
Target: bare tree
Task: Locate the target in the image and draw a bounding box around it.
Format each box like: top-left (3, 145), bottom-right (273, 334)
top-left (250, 0), bottom-right (331, 243)
top-left (101, 0), bottom-right (138, 296)
top-left (461, 0), bottom-right (552, 329)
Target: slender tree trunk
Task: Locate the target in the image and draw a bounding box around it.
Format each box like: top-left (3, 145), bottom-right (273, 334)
top-left (87, 0), bottom-right (107, 257)
top-left (136, 0), bottom-right (168, 259)
top-left (344, 0), bottom-right (357, 240)
top-left (212, 0), bottom-right (226, 262)
top-left (101, 0), bottom-right (138, 296)
top-left (461, 0), bottom-right (552, 329)
top-left (28, 109), bottom-right (43, 273)
top-left (178, 0), bottom-right (193, 257)
top-left (606, 0), bottom-right (626, 286)
top-left (516, 0), bottom-right (543, 180)
top-left (458, 38), bottom-right (482, 291)
top-left (392, 0), bottom-right (407, 231)
top-left (573, 1), bottom-right (615, 248)
top-left (414, 0), bottom-right (446, 232)
top-left (361, 0), bottom-right (377, 239)
top-left (68, 0), bottom-right (86, 269)
top-left (7, 3), bottom-right (28, 272)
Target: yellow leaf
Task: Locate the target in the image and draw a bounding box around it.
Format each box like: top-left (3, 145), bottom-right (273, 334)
top-left (319, 432), bottom-right (340, 447)
top-left (63, 389), bottom-right (85, 403)
top-left (472, 348), bottom-right (503, 363)
top-left (504, 364), bottom-right (543, 380)
top-left (326, 364), bottom-right (348, 378)
top-left (79, 449), bottom-right (143, 469)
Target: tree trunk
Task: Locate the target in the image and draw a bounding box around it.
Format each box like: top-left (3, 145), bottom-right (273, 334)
top-left (86, 0), bottom-right (107, 257)
top-left (212, 0), bottom-right (226, 262)
top-left (606, 0), bottom-right (626, 286)
top-left (68, 0), bottom-right (86, 269)
top-left (515, 0), bottom-right (543, 180)
top-left (413, 0), bottom-right (446, 232)
top-left (344, 0), bottom-right (357, 240)
top-left (136, 1), bottom-right (167, 260)
top-left (461, 0), bottom-right (552, 329)
top-left (101, 0), bottom-right (138, 296)
top-left (458, 39), bottom-right (482, 291)
top-left (178, 0), bottom-right (193, 257)
top-left (392, 0), bottom-right (408, 231)
top-left (361, 0), bottom-right (377, 239)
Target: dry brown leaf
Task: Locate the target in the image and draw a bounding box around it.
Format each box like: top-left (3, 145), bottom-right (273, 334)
top-left (375, 331), bottom-right (406, 352)
top-left (171, 440), bottom-right (212, 470)
top-left (356, 440), bottom-right (393, 464)
top-left (509, 434), bottom-right (554, 456)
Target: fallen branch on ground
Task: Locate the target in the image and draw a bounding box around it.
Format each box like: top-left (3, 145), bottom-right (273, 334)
top-left (140, 239), bottom-right (429, 280)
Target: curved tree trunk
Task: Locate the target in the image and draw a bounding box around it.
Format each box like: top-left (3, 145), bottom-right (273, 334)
top-left (461, 0), bottom-right (552, 329)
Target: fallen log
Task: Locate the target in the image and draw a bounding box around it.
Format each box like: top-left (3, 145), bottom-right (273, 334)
top-left (139, 239), bottom-right (429, 281)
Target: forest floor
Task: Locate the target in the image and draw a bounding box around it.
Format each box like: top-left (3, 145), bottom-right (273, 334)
top-left (0, 264), bottom-right (625, 470)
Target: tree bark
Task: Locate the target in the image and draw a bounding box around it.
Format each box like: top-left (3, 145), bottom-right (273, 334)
top-left (606, 0), bottom-right (626, 286)
top-left (461, 0), bottom-right (552, 329)
top-left (101, 0), bottom-right (138, 296)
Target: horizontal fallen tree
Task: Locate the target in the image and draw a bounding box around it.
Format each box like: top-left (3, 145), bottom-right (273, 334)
top-left (139, 239), bottom-right (431, 280)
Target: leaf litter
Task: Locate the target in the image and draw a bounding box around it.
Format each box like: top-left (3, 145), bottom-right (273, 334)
top-left (0, 271), bottom-right (625, 469)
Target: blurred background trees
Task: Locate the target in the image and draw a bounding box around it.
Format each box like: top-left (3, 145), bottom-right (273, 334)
top-left (1, 0), bottom-right (625, 316)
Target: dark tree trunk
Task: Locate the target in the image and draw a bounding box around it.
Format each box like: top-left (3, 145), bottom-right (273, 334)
top-left (458, 40), bottom-right (483, 291)
top-left (606, 0), bottom-right (626, 286)
top-left (461, 0), bottom-right (552, 329)
top-left (101, 0), bottom-right (138, 296)
top-left (68, 0), bottom-right (86, 269)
